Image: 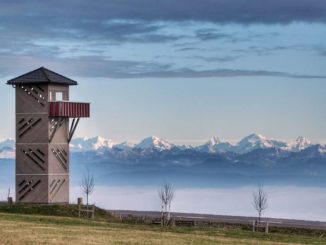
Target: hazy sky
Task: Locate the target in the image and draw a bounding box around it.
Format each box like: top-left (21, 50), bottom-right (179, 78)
top-left (1, 1), bottom-right (326, 144)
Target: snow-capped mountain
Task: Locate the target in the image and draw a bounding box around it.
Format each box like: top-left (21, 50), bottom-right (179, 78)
top-left (70, 135), bottom-right (175, 152)
top-left (197, 134), bottom-right (312, 154)
top-left (1, 134), bottom-right (324, 189)
top-left (0, 134), bottom-right (320, 158)
top-left (70, 136), bottom-right (115, 152)
top-left (197, 136), bottom-right (233, 153)
top-left (286, 136), bottom-right (312, 152)
top-left (208, 136), bottom-right (221, 145)
top-left (1, 135), bottom-right (325, 188)
top-left (135, 136), bottom-right (174, 151)
top-left (233, 133), bottom-right (282, 154)
top-left (0, 138), bottom-right (15, 150)
top-left (113, 141), bottom-right (136, 150)
top-left (0, 138), bottom-right (15, 159)
top-left (318, 145), bottom-right (326, 154)
top-left (197, 133), bottom-right (288, 154)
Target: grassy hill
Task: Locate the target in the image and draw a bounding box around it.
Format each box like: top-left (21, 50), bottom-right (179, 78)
top-left (0, 203), bottom-right (114, 220)
top-left (0, 204), bottom-right (326, 244)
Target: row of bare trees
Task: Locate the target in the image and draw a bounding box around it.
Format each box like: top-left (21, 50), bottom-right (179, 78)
top-left (80, 169), bottom-right (268, 226)
top-left (157, 183), bottom-right (268, 226)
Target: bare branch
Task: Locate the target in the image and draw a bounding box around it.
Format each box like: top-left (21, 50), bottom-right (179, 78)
top-left (80, 168), bottom-right (95, 206)
top-left (253, 184), bottom-right (268, 224)
top-left (158, 182), bottom-right (175, 226)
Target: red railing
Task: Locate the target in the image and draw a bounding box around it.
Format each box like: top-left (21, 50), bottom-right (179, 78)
top-left (49, 101), bottom-right (90, 118)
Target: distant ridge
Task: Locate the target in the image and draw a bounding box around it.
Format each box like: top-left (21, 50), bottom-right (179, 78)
top-left (0, 134), bottom-right (322, 157)
top-left (1, 134), bottom-right (326, 188)
top-left (68, 134), bottom-right (320, 154)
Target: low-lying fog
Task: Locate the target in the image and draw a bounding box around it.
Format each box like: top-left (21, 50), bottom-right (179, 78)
top-left (1, 185), bottom-right (325, 221)
top-left (68, 185), bottom-right (326, 222)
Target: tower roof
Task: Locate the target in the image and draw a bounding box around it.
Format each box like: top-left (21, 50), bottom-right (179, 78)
top-left (6, 67), bottom-right (78, 86)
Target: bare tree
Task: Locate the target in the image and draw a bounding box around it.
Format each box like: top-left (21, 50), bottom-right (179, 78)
top-left (158, 183), bottom-right (175, 226)
top-left (253, 184), bottom-right (268, 224)
top-left (80, 168), bottom-right (95, 208)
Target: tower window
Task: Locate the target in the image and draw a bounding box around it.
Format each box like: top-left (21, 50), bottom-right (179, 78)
top-left (56, 92), bottom-right (63, 101)
top-left (49, 91), bottom-right (65, 101)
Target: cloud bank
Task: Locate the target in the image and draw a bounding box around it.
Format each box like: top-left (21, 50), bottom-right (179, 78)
top-left (2, 1), bottom-right (326, 24)
top-left (0, 1), bottom-right (325, 79)
top-left (1, 54), bottom-right (325, 80)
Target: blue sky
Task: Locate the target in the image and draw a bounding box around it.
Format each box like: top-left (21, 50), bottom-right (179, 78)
top-left (1, 1), bottom-right (326, 144)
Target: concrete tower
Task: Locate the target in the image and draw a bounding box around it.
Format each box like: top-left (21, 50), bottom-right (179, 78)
top-left (6, 67), bottom-right (90, 204)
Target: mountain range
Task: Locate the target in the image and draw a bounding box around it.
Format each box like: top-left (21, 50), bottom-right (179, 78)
top-left (70, 134), bottom-right (320, 154)
top-left (1, 134), bottom-right (326, 187)
top-left (0, 134), bottom-right (323, 158)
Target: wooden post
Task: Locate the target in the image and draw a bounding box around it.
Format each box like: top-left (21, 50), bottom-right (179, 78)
top-left (252, 221), bottom-right (256, 232)
top-left (77, 204), bottom-right (95, 219)
top-left (7, 197), bottom-right (13, 206)
top-left (77, 197), bottom-right (83, 205)
top-left (265, 222), bottom-right (269, 234)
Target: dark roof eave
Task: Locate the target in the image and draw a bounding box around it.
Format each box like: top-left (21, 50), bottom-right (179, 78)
top-left (5, 67), bottom-right (78, 86)
top-left (6, 80), bottom-right (78, 85)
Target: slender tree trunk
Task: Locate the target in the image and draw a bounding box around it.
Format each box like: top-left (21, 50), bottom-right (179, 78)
top-left (161, 204), bottom-right (164, 226)
top-left (258, 211), bottom-right (261, 225)
top-left (87, 194), bottom-right (89, 217)
top-left (168, 203), bottom-right (171, 222)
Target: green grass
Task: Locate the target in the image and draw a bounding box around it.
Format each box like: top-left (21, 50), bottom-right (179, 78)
top-left (0, 203), bottom-right (114, 220)
top-left (0, 204), bottom-right (326, 244)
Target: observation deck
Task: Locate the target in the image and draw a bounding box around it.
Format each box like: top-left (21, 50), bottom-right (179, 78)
top-left (49, 101), bottom-right (90, 118)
